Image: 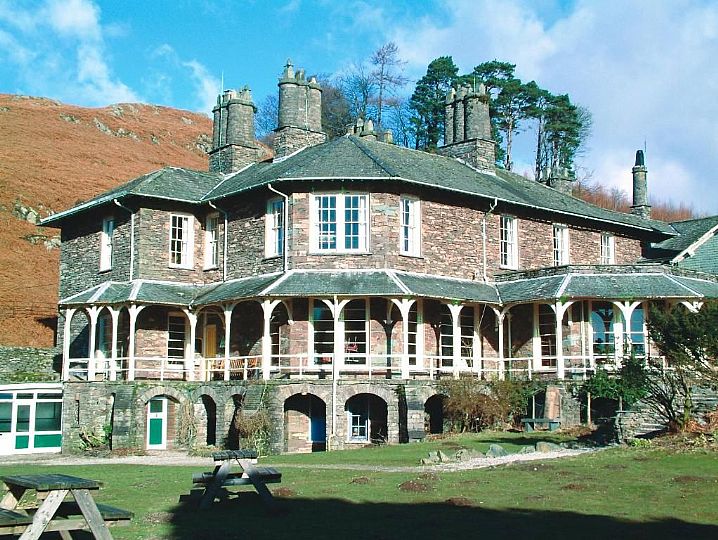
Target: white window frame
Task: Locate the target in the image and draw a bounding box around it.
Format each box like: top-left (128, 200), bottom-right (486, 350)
top-left (600, 233), bottom-right (615, 264)
top-left (500, 216), bottom-right (518, 269)
top-left (169, 213), bottom-right (193, 269)
top-left (310, 193), bottom-right (369, 253)
top-left (99, 217), bottom-right (114, 272)
top-left (167, 313), bottom-right (188, 362)
top-left (204, 213), bottom-right (219, 269)
top-left (553, 224), bottom-right (570, 266)
top-left (400, 197), bottom-right (421, 256)
top-left (265, 198), bottom-right (284, 258)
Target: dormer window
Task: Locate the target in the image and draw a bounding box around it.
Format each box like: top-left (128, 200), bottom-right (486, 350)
top-left (169, 213), bottom-right (193, 268)
top-left (99, 217), bottom-right (114, 272)
top-left (311, 194), bottom-right (368, 253)
top-left (601, 233), bottom-right (615, 264)
top-left (204, 213), bottom-right (219, 269)
top-left (553, 224), bottom-right (570, 266)
top-left (265, 198), bottom-right (284, 258)
top-left (400, 197), bottom-right (421, 256)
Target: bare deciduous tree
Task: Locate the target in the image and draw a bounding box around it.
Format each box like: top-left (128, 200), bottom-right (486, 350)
top-left (370, 41), bottom-right (408, 129)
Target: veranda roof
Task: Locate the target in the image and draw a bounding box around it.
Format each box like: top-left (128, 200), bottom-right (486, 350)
top-left (59, 265), bottom-right (718, 309)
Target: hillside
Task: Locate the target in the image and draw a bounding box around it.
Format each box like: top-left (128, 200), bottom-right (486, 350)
top-left (0, 94), bottom-right (213, 347)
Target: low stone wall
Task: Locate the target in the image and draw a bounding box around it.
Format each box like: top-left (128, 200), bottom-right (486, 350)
top-left (0, 346), bottom-right (60, 382)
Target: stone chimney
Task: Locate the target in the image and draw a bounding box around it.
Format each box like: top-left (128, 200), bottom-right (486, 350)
top-left (208, 87), bottom-right (263, 174)
top-left (437, 83), bottom-right (495, 173)
top-left (546, 167), bottom-right (574, 195)
top-left (274, 59), bottom-right (327, 159)
top-left (346, 118), bottom-right (393, 143)
top-left (631, 150), bottom-right (651, 219)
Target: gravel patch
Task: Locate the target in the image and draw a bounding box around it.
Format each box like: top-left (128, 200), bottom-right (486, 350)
top-left (0, 447), bottom-right (596, 473)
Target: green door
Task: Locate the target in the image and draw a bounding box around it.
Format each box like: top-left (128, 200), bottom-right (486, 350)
top-left (147, 398), bottom-right (167, 449)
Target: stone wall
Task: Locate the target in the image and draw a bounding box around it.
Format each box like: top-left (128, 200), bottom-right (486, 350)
top-left (0, 346), bottom-right (60, 382)
top-left (59, 211), bottom-right (132, 299)
top-left (285, 188), bottom-right (645, 280)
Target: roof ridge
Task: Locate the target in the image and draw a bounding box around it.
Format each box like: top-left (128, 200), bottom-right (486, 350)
top-left (349, 136), bottom-right (400, 177)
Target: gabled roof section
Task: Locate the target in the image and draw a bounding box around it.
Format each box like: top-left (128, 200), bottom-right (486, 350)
top-left (204, 136), bottom-right (673, 235)
top-left (644, 215), bottom-right (718, 263)
top-left (42, 167), bottom-right (224, 226)
top-left (43, 136), bottom-right (675, 237)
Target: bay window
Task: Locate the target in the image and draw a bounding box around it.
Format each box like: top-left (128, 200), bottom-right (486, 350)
top-left (312, 194), bottom-right (368, 253)
top-left (265, 198), bottom-right (284, 258)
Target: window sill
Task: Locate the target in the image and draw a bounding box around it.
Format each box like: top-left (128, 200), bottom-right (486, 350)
top-left (499, 264), bottom-right (519, 271)
top-left (203, 265), bottom-right (219, 271)
top-left (263, 255), bottom-right (282, 261)
top-left (98, 267), bottom-right (112, 274)
top-left (308, 251), bottom-right (372, 256)
top-left (399, 253), bottom-right (423, 259)
top-left (169, 264), bottom-right (194, 270)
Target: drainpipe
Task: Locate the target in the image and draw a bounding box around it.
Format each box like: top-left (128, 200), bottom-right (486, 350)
top-left (113, 199), bottom-right (135, 281)
top-left (481, 198), bottom-right (498, 282)
top-left (208, 201), bottom-right (228, 281)
top-left (267, 183), bottom-right (289, 273)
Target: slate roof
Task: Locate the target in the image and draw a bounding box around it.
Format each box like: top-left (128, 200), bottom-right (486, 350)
top-left (42, 167), bottom-right (224, 225)
top-left (494, 265), bottom-right (718, 303)
top-left (42, 136), bottom-right (674, 237)
top-left (60, 280), bottom-right (201, 306)
top-left (644, 215), bottom-right (718, 262)
top-left (59, 265), bottom-right (718, 308)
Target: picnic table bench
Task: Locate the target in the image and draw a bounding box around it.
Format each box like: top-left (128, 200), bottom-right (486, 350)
top-left (0, 473), bottom-right (132, 539)
top-left (521, 417), bottom-right (561, 432)
top-left (191, 450), bottom-right (282, 511)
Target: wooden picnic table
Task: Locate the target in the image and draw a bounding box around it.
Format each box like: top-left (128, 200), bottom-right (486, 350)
top-left (0, 473), bottom-right (132, 539)
top-left (192, 450), bottom-right (282, 511)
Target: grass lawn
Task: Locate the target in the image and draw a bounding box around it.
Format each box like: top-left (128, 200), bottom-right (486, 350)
top-left (0, 432), bottom-right (716, 540)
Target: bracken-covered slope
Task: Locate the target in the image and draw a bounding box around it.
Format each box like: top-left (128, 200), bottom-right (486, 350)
top-left (0, 94), bottom-right (213, 347)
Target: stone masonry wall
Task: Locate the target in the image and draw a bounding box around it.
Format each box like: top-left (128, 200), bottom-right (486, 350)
top-left (136, 206), bottom-right (221, 283)
top-left (286, 188), bottom-right (645, 280)
top-left (0, 346), bottom-right (60, 382)
top-left (59, 211), bottom-right (132, 299)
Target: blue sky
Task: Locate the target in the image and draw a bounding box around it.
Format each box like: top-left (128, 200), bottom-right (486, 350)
top-left (2, 0), bottom-right (718, 214)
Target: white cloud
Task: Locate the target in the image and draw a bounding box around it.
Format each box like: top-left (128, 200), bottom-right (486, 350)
top-left (45, 0), bottom-right (100, 40)
top-left (0, 0), bottom-right (138, 105)
top-left (182, 59), bottom-right (220, 115)
top-left (390, 0), bottom-right (718, 214)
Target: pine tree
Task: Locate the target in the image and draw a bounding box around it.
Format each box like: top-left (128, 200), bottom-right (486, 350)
top-left (408, 56), bottom-right (459, 149)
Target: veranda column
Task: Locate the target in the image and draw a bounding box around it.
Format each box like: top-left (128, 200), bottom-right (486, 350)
top-left (554, 301), bottom-right (574, 380)
top-left (61, 308), bottom-right (76, 381)
top-left (261, 300), bottom-right (281, 380)
top-left (493, 307), bottom-right (508, 381)
top-left (391, 299), bottom-right (415, 379)
top-left (108, 306), bottom-right (120, 381)
top-left (223, 303), bottom-right (236, 381)
top-left (183, 310), bottom-right (198, 382)
top-left (86, 306), bottom-right (101, 381)
top-left (127, 304), bottom-right (145, 381)
top-left (447, 304), bottom-right (463, 379)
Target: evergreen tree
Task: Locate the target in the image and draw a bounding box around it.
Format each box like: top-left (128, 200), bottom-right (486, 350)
top-left (408, 56), bottom-right (459, 149)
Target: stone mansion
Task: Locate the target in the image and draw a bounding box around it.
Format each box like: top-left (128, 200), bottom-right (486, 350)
top-left (32, 60), bottom-right (718, 455)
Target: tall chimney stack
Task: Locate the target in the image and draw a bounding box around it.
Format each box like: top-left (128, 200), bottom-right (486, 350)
top-left (208, 87), bottom-right (262, 174)
top-left (437, 82), bottom-right (495, 173)
top-left (273, 59), bottom-right (327, 160)
top-left (630, 150), bottom-right (651, 219)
